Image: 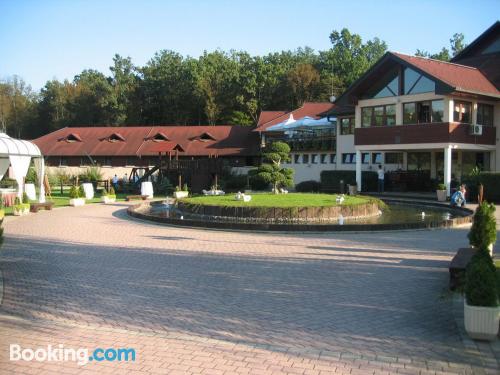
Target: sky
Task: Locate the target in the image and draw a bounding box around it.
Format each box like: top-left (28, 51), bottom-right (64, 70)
top-left (0, 0), bottom-right (499, 91)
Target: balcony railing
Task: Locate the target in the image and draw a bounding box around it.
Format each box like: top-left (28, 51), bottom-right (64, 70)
top-left (355, 122), bottom-right (496, 146)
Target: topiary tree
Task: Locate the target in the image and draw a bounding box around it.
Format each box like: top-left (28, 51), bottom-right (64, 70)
top-left (256, 141), bottom-right (294, 193)
top-left (69, 186), bottom-right (80, 199)
top-left (78, 185), bottom-right (85, 198)
top-left (468, 202), bottom-right (496, 251)
top-left (465, 256), bottom-right (498, 307)
top-left (22, 192), bottom-right (29, 204)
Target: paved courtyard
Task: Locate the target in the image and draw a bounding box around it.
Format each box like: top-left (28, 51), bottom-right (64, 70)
top-left (0, 203), bottom-right (498, 374)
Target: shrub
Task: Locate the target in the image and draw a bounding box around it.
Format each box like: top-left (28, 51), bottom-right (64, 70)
top-left (470, 247), bottom-right (496, 273)
top-left (78, 185), bottom-right (85, 198)
top-left (0, 177), bottom-right (18, 189)
top-left (222, 174), bottom-right (248, 191)
top-left (320, 171), bottom-right (378, 192)
top-left (25, 167), bottom-right (38, 184)
top-left (108, 186), bottom-right (116, 196)
top-left (465, 256), bottom-right (498, 307)
top-left (182, 183), bottom-right (189, 192)
top-left (14, 197), bottom-right (21, 205)
top-left (101, 188), bottom-right (108, 197)
top-left (79, 166), bottom-right (103, 183)
top-left (468, 202), bottom-right (496, 249)
top-left (22, 192), bottom-right (29, 204)
top-left (69, 186), bottom-right (80, 199)
top-left (295, 180), bottom-right (321, 193)
top-left (437, 183), bottom-right (446, 190)
top-left (248, 169), bottom-right (270, 191)
top-left (0, 198), bottom-right (4, 209)
top-left (153, 178), bottom-right (173, 196)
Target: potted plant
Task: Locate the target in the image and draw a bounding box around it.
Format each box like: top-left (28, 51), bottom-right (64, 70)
top-left (174, 184), bottom-right (189, 199)
top-left (436, 183), bottom-right (447, 201)
top-left (468, 202), bottom-right (496, 254)
top-left (13, 196), bottom-right (30, 216)
top-left (464, 248), bottom-right (499, 340)
top-left (69, 185), bottom-right (85, 206)
top-left (101, 187), bottom-right (116, 204)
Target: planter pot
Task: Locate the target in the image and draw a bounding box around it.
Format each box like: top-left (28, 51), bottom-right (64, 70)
top-left (101, 196), bottom-right (116, 204)
top-left (464, 300), bottom-right (499, 341)
top-left (436, 190), bottom-right (447, 202)
top-left (69, 198), bottom-right (86, 207)
top-left (13, 204), bottom-right (30, 216)
top-left (174, 191), bottom-right (189, 199)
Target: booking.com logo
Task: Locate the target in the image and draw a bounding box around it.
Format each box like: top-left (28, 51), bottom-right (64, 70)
top-left (10, 344), bottom-right (136, 366)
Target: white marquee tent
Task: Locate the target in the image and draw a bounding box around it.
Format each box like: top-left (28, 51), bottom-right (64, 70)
top-left (0, 133), bottom-right (45, 203)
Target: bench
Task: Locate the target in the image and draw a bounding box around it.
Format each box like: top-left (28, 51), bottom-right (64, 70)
top-left (125, 195), bottom-right (149, 201)
top-left (30, 202), bottom-right (54, 213)
top-left (449, 247), bottom-right (476, 290)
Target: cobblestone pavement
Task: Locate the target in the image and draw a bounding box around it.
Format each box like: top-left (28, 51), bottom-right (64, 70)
top-left (0, 203), bottom-right (498, 374)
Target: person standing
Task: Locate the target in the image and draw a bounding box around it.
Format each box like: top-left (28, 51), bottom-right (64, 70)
top-left (112, 174), bottom-right (119, 189)
top-left (377, 165), bottom-right (385, 193)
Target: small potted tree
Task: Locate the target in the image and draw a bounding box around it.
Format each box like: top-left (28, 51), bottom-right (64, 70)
top-left (464, 248), bottom-right (499, 340)
top-left (101, 187), bottom-right (116, 204)
top-left (436, 183), bottom-right (447, 202)
top-left (13, 196), bottom-right (30, 216)
top-left (468, 202), bottom-right (496, 255)
top-left (69, 185), bottom-right (85, 207)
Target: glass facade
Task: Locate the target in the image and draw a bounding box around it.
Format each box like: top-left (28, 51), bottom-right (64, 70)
top-left (403, 100), bottom-right (443, 124)
top-left (404, 68), bottom-right (435, 95)
top-left (453, 101), bottom-right (472, 123)
top-left (362, 105), bottom-right (396, 127)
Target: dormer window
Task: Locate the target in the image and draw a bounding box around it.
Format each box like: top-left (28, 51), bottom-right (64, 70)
top-left (152, 132), bottom-right (169, 141)
top-left (60, 133), bottom-right (82, 143)
top-left (172, 144), bottom-right (185, 152)
top-left (199, 132), bottom-right (216, 141)
top-left (108, 133), bottom-right (125, 142)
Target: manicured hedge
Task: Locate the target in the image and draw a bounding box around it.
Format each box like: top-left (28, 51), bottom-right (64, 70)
top-left (295, 180), bottom-right (321, 193)
top-left (462, 173), bottom-right (500, 203)
top-left (320, 171), bottom-right (378, 192)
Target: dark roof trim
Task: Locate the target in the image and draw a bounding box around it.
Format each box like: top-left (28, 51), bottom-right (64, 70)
top-left (451, 21), bottom-right (500, 61)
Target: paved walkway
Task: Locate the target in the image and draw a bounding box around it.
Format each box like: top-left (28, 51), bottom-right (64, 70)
top-left (0, 203), bottom-right (498, 374)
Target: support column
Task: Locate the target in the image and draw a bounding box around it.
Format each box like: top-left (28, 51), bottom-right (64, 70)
top-left (355, 150), bottom-right (362, 192)
top-left (430, 151), bottom-right (436, 179)
top-left (444, 146), bottom-right (452, 197)
top-left (402, 152), bottom-right (408, 170)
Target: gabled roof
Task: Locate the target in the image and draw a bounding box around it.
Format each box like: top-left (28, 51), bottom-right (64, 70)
top-left (327, 51), bottom-right (500, 115)
top-left (257, 111), bottom-right (287, 127)
top-left (392, 52), bottom-right (499, 97)
top-left (33, 125), bottom-right (260, 157)
top-left (254, 102), bottom-right (335, 132)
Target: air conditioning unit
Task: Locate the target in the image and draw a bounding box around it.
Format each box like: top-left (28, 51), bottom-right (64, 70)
top-left (470, 124), bottom-right (483, 136)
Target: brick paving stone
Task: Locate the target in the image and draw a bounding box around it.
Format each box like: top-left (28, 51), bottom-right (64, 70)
top-left (0, 203), bottom-right (498, 374)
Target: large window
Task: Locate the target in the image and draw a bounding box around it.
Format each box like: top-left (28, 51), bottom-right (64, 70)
top-left (385, 152), bottom-right (403, 164)
top-left (404, 68), bottom-right (435, 95)
top-left (361, 104), bottom-right (396, 127)
top-left (403, 100), bottom-right (443, 124)
top-left (477, 103), bottom-right (494, 126)
top-left (342, 153), bottom-right (356, 164)
top-left (329, 154), bottom-right (336, 164)
top-left (311, 154), bottom-right (318, 164)
top-left (407, 152), bottom-right (431, 171)
top-left (294, 154), bottom-right (300, 164)
top-left (320, 154), bottom-right (328, 164)
top-left (363, 66), bottom-right (400, 99)
top-left (340, 117), bottom-right (355, 135)
top-left (453, 101), bottom-right (472, 123)
top-left (362, 153), bottom-right (370, 164)
top-left (302, 154), bottom-right (309, 164)
top-left (372, 153), bottom-right (382, 164)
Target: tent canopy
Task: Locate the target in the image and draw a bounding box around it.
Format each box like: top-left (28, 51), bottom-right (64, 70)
top-left (0, 133), bottom-right (45, 202)
top-left (0, 132), bottom-right (41, 157)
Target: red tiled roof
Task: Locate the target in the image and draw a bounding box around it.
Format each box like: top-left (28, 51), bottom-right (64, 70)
top-left (254, 102), bottom-right (335, 132)
top-left (392, 52), bottom-right (500, 97)
top-left (257, 111), bottom-right (287, 127)
top-left (33, 126), bottom-right (260, 157)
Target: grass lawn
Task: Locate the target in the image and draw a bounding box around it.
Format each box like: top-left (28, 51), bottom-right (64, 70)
top-left (183, 193), bottom-right (377, 208)
top-left (3, 189), bottom-right (129, 215)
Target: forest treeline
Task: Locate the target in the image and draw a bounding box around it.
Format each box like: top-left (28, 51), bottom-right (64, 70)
top-left (0, 29), bottom-right (466, 139)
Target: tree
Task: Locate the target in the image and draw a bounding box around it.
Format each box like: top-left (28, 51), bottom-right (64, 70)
top-left (256, 142), bottom-right (294, 193)
top-left (109, 54), bottom-right (139, 124)
top-left (415, 32), bottom-right (467, 61)
top-left (286, 64), bottom-right (321, 107)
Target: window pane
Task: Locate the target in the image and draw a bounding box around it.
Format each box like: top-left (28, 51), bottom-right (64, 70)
top-left (311, 154), bottom-right (318, 164)
top-left (410, 75), bottom-right (435, 94)
top-left (302, 154), bottom-right (309, 164)
top-left (330, 154), bottom-right (336, 163)
top-left (294, 154), bottom-right (300, 164)
top-left (320, 154), bottom-right (327, 164)
top-left (341, 118), bottom-right (353, 135)
top-left (362, 153), bottom-right (370, 164)
top-left (372, 153), bottom-right (382, 164)
top-left (386, 105), bottom-right (396, 126)
top-left (385, 152), bottom-right (403, 164)
top-left (417, 101), bottom-right (431, 123)
top-left (404, 68), bottom-right (420, 94)
top-left (403, 103), bottom-right (416, 124)
top-left (374, 106), bottom-right (384, 126)
top-left (431, 100), bottom-right (444, 123)
top-left (351, 153), bottom-right (356, 163)
top-left (454, 101), bottom-right (472, 123)
top-left (477, 104), bottom-right (494, 126)
top-left (362, 108), bottom-right (372, 127)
